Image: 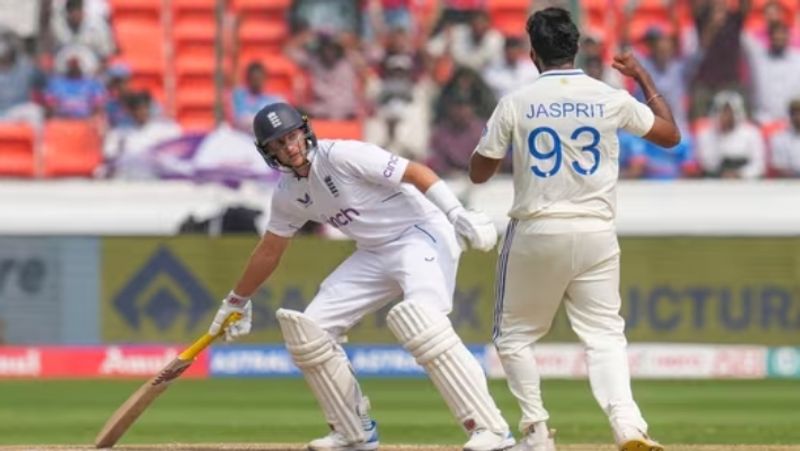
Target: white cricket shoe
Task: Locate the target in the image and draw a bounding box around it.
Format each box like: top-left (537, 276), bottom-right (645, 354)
top-left (613, 423), bottom-right (663, 451)
top-left (307, 420), bottom-right (379, 451)
top-left (463, 429), bottom-right (516, 451)
top-left (509, 422), bottom-right (556, 451)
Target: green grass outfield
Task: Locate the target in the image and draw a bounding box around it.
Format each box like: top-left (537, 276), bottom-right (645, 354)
top-left (0, 379), bottom-right (798, 447)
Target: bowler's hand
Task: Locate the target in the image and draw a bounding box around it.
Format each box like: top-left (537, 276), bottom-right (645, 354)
top-left (209, 292), bottom-right (253, 342)
top-left (612, 52), bottom-right (646, 79)
top-left (448, 207), bottom-right (498, 252)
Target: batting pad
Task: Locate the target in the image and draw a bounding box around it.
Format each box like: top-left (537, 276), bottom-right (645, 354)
top-left (277, 309), bottom-right (366, 442)
top-left (387, 301), bottom-right (508, 434)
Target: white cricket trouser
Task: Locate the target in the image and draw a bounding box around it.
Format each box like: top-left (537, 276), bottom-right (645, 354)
top-left (493, 218), bottom-right (647, 433)
top-left (305, 217), bottom-right (461, 338)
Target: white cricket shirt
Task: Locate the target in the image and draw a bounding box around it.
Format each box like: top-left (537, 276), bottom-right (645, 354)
top-left (475, 69), bottom-right (655, 225)
top-left (267, 139), bottom-right (441, 248)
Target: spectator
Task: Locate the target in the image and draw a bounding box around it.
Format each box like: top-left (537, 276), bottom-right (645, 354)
top-left (688, 0), bottom-right (750, 119)
top-left (105, 62), bottom-right (164, 129)
top-left (482, 36), bottom-right (539, 98)
top-left (697, 91), bottom-right (765, 179)
top-left (44, 45), bottom-right (105, 119)
top-left (426, 10), bottom-right (504, 72)
top-left (364, 53), bottom-right (433, 161)
top-left (285, 32), bottom-right (366, 119)
top-left (367, 24), bottom-right (425, 78)
top-left (52, 0), bottom-right (110, 24)
top-left (104, 63), bottom-right (134, 127)
top-left (289, 0), bottom-right (361, 36)
top-left (435, 66), bottom-right (496, 121)
top-left (228, 61), bottom-right (286, 133)
top-left (744, 22), bottom-right (800, 124)
top-left (362, 0), bottom-right (415, 40)
top-left (770, 99), bottom-right (800, 177)
top-left (619, 130), bottom-right (696, 180)
top-left (430, 0), bottom-right (486, 35)
top-left (627, 23), bottom-right (698, 135)
top-left (0, 1), bottom-right (42, 44)
top-left (0, 32), bottom-right (43, 126)
top-left (50, 0), bottom-right (115, 62)
top-left (427, 95), bottom-right (485, 176)
top-left (746, 0), bottom-right (800, 49)
top-left (577, 36), bottom-right (623, 88)
top-left (102, 91), bottom-right (182, 179)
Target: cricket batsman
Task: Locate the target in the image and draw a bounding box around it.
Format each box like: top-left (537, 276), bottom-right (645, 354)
top-left (207, 102), bottom-right (516, 451)
top-left (469, 7), bottom-right (681, 451)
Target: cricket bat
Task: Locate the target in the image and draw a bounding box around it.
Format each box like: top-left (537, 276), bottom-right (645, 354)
top-left (94, 313), bottom-right (241, 448)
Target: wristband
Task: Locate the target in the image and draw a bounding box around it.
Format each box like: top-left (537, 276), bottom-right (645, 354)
top-left (424, 180), bottom-right (463, 221)
top-left (646, 93), bottom-right (662, 105)
top-left (227, 290), bottom-right (249, 306)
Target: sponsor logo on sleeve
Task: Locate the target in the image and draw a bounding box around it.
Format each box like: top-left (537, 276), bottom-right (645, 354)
top-left (383, 155), bottom-right (400, 178)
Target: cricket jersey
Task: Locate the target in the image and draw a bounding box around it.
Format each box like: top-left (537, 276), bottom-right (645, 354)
top-left (267, 139), bottom-right (442, 248)
top-left (474, 69), bottom-right (655, 225)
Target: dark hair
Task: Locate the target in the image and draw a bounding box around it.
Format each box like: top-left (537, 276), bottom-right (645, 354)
top-left (504, 36), bottom-right (523, 49)
top-left (526, 7), bottom-right (580, 67)
top-left (66, 0), bottom-right (83, 12)
top-left (768, 20), bottom-right (788, 36)
top-left (245, 61), bottom-right (265, 77)
top-left (124, 91), bottom-right (151, 111)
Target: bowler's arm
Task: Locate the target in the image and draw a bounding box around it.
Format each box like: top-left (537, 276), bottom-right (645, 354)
top-left (232, 231), bottom-right (290, 297)
top-left (469, 153), bottom-right (503, 184)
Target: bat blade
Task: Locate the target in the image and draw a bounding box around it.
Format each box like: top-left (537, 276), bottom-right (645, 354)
top-left (94, 357), bottom-right (193, 448)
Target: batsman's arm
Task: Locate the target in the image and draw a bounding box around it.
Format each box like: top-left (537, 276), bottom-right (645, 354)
top-left (401, 160), bottom-right (440, 193)
top-left (402, 161), bottom-right (464, 217)
top-left (232, 231), bottom-right (291, 297)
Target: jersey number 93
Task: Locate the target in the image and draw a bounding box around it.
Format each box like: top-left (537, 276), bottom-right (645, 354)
top-left (528, 126), bottom-right (600, 177)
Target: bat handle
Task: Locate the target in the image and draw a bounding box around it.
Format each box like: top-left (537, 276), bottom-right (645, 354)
top-left (178, 312), bottom-right (242, 360)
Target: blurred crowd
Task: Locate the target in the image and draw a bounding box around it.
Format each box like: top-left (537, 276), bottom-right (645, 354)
top-left (1, 0), bottom-right (800, 180)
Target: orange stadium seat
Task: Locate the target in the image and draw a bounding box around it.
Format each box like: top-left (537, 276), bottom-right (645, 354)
top-left (238, 19), bottom-right (288, 55)
top-left (172, 0), bottom-right (215, 24)
top-left (42, 120), bottom-right (102, 177)
top-left (761, 119), bottom-right (788, 139)
top-left (175, 55), bottom-right (215, 92)
top-left (0, 123), bottom-right (36, 177)
top-left (231, 0), bottom-right (291, 13)
top-left (109, 0), bottom-right (160, 23)
top-left (173, 21), bottom-right (216, 60)
top-left (410, 0), bottom-right (438, 30)
top-left (311, 119), bottom-right (363, 140)
top-left (487, 0), bottom-right (529, 36)
top-left (175, 88), bottom-right (216, 131)
top-left (114, 20), bottom-right (162, 58)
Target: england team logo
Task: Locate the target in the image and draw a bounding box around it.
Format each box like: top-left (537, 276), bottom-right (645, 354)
top-left (267, 112), bottom-right (282, 128)
top-left (324, 176), bottom-right (340, 197)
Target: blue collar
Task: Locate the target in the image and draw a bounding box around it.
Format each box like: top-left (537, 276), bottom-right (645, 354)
top-left (539, 69), bottom-right (584, 77)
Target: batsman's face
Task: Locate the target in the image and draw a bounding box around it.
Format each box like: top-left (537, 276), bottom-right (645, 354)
top-left (267, 128), bottom-right (307, 167)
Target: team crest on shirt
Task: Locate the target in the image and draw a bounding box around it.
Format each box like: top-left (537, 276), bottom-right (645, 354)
top-left (296, 193), bottom-right (312, 207)
top-left (324, 175), bottom-right (340, 197)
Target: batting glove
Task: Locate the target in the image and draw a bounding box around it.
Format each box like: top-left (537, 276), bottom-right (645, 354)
top-left (448, 207), bottom-right (498, 252)
top-left (208, 291), bottom-right (253, 342)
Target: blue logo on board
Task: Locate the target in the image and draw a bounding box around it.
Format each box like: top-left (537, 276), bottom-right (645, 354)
top-left (113, 247), bottom-right (215, 331)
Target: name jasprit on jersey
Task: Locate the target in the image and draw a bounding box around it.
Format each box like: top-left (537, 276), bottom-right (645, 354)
top-left (525, 102), bottom-right (605, 119)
